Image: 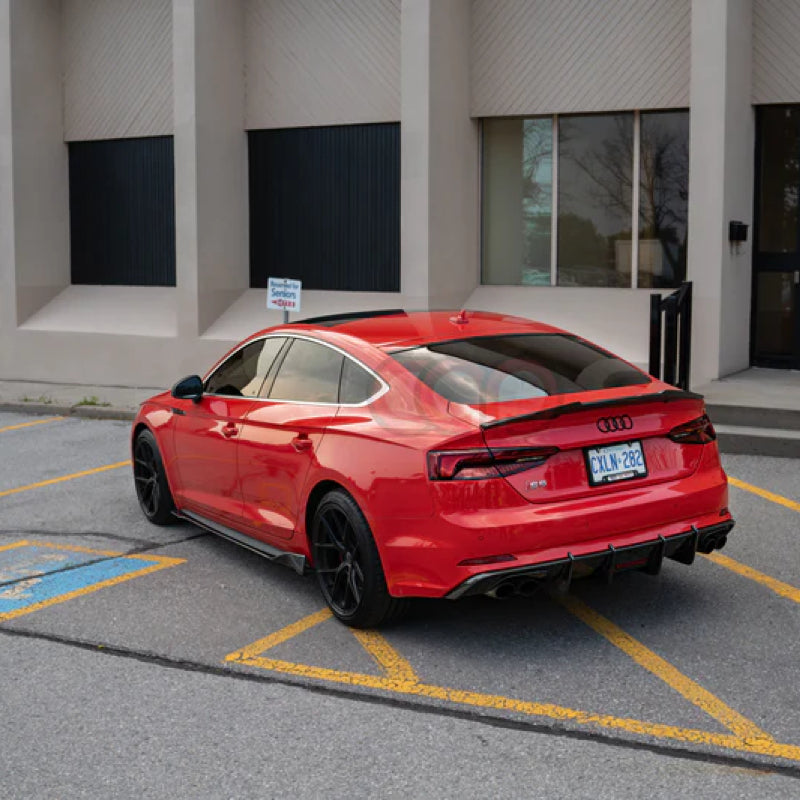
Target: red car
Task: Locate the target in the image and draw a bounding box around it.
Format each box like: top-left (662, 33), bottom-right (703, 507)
top-left (132, 310), bottom-right (733, 627)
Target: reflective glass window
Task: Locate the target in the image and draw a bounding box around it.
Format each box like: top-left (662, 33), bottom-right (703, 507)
top-left (558, 114), bottom-right (633, 287)
top-left (393, 334), bottom-right (649, 405)
top-left (339, 359), bottom-right (381, 404)
top-left (205, 337), bottom-right (285, 397)
top-left (638, 111), bottom-right (689, 288)
top-left (753, 272), bottom-right (796, 357)
top-left (482, 118), bottom-right (553, 286)
top-left (269, 339), bottom-right (344, 403)
top-left (758, 106), bottom-right (800, 254)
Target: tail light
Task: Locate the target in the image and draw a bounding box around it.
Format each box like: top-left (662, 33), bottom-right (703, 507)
top-left (668, 414), bottom-right (717, 444)
top-left (427, 446), bottom-right (558, 481)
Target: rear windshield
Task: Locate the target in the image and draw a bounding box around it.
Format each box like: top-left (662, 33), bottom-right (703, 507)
top-left (391, 334), bottom-right (650, 405)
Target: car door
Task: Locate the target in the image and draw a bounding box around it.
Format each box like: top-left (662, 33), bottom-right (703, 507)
top-left (236, 337), bottom-right (344, 543)
top-left (170, 336), bottom-right (287, 526)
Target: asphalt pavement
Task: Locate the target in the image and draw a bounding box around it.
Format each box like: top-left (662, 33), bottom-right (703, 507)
top-left (1, 411), bottom-right (800, 798)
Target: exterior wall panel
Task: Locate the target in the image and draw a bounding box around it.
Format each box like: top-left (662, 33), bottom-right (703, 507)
top-left (753, 0), bottom-right (800, 104)
top-left (245, 0), bottom-right (400, 129)
top-left (63, 0), bottom-right (172, 141)
top-left (471, 0), bottom-right (690, 116)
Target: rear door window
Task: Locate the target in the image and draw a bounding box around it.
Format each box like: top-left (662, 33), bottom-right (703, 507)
top-left (269, 339), bottom-right (344, 403)
top-left (391, 334), bottom-right (649, 404)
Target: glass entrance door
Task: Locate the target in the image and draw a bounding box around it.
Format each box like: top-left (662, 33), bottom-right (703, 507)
top-left (753, 106), bottom-right (800, 368)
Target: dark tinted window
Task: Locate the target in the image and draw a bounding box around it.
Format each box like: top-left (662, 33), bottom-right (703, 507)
top-left (249, 124), bottom-right (400, 291)
top-left (69, 137), bottom-right (175, 286)
top-left (340, 359), bottom-right (381, 404)
top-left (205, 338), bottom-right (284, 397)
top-left (269, 339), bottom-right (344, 403)
top-left (392, 334), bottom-right (649, 404)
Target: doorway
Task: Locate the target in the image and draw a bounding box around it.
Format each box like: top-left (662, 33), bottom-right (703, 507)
top-left (753, 106), bottom-right (800, 369)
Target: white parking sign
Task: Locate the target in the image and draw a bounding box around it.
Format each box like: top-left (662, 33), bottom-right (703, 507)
top-left (267, 277), bottom-right (302, 313)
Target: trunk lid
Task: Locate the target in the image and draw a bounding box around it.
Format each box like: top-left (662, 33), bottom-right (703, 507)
top-left (468, 388), bottom-right (708, 504)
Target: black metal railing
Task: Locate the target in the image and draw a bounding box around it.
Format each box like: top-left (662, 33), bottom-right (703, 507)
top-left (649, 281), bottom-right (692, 390)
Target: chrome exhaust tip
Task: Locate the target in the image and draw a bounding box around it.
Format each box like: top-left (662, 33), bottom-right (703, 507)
top-left (486, 581), bottom-right (516, 600)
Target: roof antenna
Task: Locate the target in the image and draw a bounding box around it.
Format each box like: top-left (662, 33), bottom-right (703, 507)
top-left (450, 309), bottom-right (469, 325)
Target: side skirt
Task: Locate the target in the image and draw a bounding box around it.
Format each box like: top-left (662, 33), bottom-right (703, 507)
top-left (177, 509), bottom-right (307, 576)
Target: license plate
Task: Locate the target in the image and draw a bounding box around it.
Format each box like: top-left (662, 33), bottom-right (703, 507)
top-left (586, 441), bottom-right (647, 486)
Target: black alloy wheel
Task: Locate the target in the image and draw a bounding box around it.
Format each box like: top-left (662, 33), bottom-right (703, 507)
top-left (133, 429), bottom-right (175, 526)
top-left (312, 490), bottom-right (406, 628)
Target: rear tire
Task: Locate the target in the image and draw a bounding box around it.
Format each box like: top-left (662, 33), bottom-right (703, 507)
top-left (311, 490), bottom-right (407, 628)
top-left (133, 429), bottom-right (176, 526)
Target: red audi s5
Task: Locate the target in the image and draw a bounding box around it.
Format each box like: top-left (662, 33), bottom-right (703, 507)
top-left (132, 310), bottom-right (733, 627)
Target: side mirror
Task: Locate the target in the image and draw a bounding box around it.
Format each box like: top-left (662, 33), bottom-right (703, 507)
top-left (171, 375), bottom-right (204, 403)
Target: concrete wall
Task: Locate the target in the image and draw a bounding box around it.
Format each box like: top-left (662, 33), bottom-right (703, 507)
top-left (174, 0), bottom-right (248, 338)
top-left (472, 0), bottom-right (691, 116)
top-left (63, 0), bottom-right (172, 141)
top-left (0, 0), bottom-right (14, 365)
top-left (401, 0), bottom-right (478, 311)
top-left (244, 0), bottom-right (401, 129)
top-left (687, 0), bottom-right (754, 385)
top-left (753, 0), bottom-right (800, 103)
top-left (9, 0), bottom-right (69, 325)
top-left (0, 0), bottom-right (791, 389)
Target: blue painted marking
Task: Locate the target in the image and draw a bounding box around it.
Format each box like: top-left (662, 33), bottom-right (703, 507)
top-left (0, 545), bottom-right (99, 583)
top-left (0, 553), bottom-right (156, 614)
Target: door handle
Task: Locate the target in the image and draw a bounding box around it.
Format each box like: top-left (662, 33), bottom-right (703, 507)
top-left (221, 422), bottom-right (238, 439)
top-left (795, 270), bottom-right (799, 285)
top-left (292, 433), bottom-right (313, 452)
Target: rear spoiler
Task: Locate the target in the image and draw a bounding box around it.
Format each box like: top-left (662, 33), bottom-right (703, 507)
top-left (480, 389), bottom-right (705, 431)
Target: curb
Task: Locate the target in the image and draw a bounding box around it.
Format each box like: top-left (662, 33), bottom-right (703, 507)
top-left (0, 402), bottom-right (136, 422)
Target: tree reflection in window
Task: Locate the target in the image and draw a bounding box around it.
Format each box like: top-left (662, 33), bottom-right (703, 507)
top-left (639, 111), bottom-right (689, 288)
top-left (481, 111), bottom-right (690, 289)
top-left (557, 114), bottom-right (633, 287)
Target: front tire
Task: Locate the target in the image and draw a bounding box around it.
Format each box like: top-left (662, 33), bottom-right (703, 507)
top-left (133, 429), bottom-right (176, 526)
top-left (311, 490), bottom-right (406, 628)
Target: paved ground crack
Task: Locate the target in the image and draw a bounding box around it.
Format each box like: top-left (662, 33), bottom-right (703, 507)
top-left (0, 624), bottom-right (798, 779)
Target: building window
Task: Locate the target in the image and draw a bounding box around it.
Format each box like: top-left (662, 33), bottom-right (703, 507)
top-left (481, 111), bottom-right (689, 289)
top-left (638, 111), bottom-right (689, 288)
top-left (248, 123), bottom-right (400, 292)
top-left (482, 119), bottom-right (552, 286)
top-left (69, 137), bottom-right (176, 286)
top-left (558, 114), bottom-right (632, 287)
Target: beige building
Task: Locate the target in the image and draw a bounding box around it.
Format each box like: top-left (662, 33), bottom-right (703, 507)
top-left (0, 0), bottom-right (797, 389)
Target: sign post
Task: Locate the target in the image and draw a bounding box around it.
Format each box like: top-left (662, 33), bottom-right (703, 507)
top-left (266, 277), bottom-right (302, 324)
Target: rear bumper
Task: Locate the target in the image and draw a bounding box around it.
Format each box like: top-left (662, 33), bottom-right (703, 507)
top-left (445, 520), bottom-right (735, 599)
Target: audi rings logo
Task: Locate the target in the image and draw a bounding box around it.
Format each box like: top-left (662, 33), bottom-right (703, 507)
top-left (596, 415), bottom-right (633, 434)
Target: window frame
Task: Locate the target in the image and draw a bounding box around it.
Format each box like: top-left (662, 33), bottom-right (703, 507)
top-left (202, 337), bottom-right (287, 399)
top-left (202, 334), bottom-right (389, 407)
top-left (480, 110), bottom-right (690, 290)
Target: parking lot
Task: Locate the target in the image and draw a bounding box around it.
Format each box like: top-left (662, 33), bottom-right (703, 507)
top-left (2, 410), bottom-right (800, 797)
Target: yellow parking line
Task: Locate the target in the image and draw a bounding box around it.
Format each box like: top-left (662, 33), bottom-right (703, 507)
top-left (0, 541), bottom-right (30, 553)
top-left (226, 608), bottom-right (333, 661)
top-left (351, 629), bottom-right (420, 683)
top-left (728, 476), bottom-right (800, 514)
top-left (0, 416), bottom-right (64, 434)
top-left (704, 552), bottom-right (800, 604)
top-left (558, 594), bottom-right (772, 744)
top-left (27, 540), bottom-right (127, 558)
top-left (0, 461), bottom-right (130, 499)
top-left (225, 609), bottom-right (800, 762)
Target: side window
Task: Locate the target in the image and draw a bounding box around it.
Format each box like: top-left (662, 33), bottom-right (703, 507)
top-left (269, 339), bottom-right (344, 403)
top-left (205, 338), bottom-right (284, 397)
top-left (340, 358), bottom-right (381, 404)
